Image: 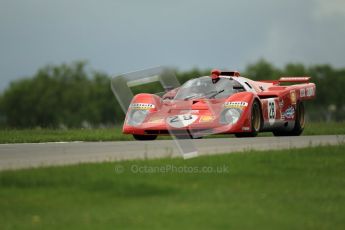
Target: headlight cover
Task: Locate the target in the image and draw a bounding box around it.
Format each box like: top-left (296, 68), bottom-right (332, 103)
top-left (220, 108), bottom-right (241, 125)
top-left (127, 109), bottom-right (149, 126)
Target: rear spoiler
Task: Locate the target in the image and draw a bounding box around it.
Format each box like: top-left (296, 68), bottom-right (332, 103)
top-left (279, 77), bottom-right (310, 83)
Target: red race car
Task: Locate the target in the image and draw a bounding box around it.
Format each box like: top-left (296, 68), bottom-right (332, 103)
top-left (123, 69), bottom-right (316, 140)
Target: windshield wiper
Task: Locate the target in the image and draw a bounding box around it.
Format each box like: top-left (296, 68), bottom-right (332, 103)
top-left (208, 89), bottom-right (225, 98)
top-left (184, 94), bottom-right (201, 100)
top-left (183, 89), bottom-right (224, 100)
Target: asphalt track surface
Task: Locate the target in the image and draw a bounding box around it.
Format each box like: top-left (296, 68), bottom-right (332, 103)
top-left (0, 135), bottom-right (344, 171)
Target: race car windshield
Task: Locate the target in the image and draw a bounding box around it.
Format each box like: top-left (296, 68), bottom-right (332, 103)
top-left (174, 76), bottom-right (244, 100)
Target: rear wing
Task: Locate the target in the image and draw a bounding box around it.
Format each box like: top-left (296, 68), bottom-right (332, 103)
top-left (279, 77), bottom-right (310, 83)
top-left (258, 76), bottom-right (311, 85)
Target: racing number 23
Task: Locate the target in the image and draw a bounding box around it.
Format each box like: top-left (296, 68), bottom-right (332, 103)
top-left (170, 114), bottom-right (193, 123)
top-left (268, 101), bottom-right (275, 119)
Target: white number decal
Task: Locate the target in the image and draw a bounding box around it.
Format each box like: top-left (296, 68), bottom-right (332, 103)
top-left (306, 87), bottom-right (314, 97)
top-left (167, 114), bottom-right (198, 128)
top-left (300, 88), bottom-right (306, 97)
top-left (169, 114), bottom-right (193, 123)
top-left (267, 99), bottom-right (276, 125)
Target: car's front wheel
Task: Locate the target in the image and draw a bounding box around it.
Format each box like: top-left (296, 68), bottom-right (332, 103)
top-left (235, 100), bottom-right (262, 138)
top-left (133, 134), bottom-right (157, 141)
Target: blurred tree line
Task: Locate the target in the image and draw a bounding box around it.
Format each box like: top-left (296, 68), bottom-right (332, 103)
top-left (0, 59), bottom-right (344, 128)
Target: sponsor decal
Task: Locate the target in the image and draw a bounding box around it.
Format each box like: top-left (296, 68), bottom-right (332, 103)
top-left (224, 101), bottom-right (248, 109)
top-left (130, 103), bottom-right (155, 110)
top-left (199, 115), bottom-right (215, 123)
top-left (166, 114), bottom-right (198, 128)
top-left (283, 106), bottom-right (295, 119)
top-left (267, 98), bottom-right (276, 125)
top-left (290, 90), bottom-right (297, 105)
top-left (242, 127), bottom-right (250, 131)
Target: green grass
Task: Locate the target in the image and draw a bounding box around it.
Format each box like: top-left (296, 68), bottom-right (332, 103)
top-left (0, 127), bottom-right (133, 143)
top-left (0, 145), bottom-right (345, 229)
top-left (0, 122), bottom-right (344, 144)
top-left (304, 122), bottom-right (345, 135)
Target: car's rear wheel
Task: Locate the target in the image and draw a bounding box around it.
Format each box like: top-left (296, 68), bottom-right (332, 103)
top-left (133, 134), bottom-right (157, 141)
top-left (235, 100), bottom-right (262, 138)
top-left (273, 102), bottom-right (305, 136)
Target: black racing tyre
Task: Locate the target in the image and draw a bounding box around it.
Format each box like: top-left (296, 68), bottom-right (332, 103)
top-left (133, 134), bottom-right (157, 141)
top-left (273, 102), bottom-right (305, 136)
top-left (235, 100), bottom-right (262, 138)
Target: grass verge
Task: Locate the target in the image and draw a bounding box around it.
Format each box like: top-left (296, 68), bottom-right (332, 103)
top-left (0, 145), bottom-right (345, 229)
top-left (0, 122), bottom-right (344, 144)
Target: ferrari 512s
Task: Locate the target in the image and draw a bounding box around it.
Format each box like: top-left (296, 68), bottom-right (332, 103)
top-left (123, 69), bottom-right (316, 140)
